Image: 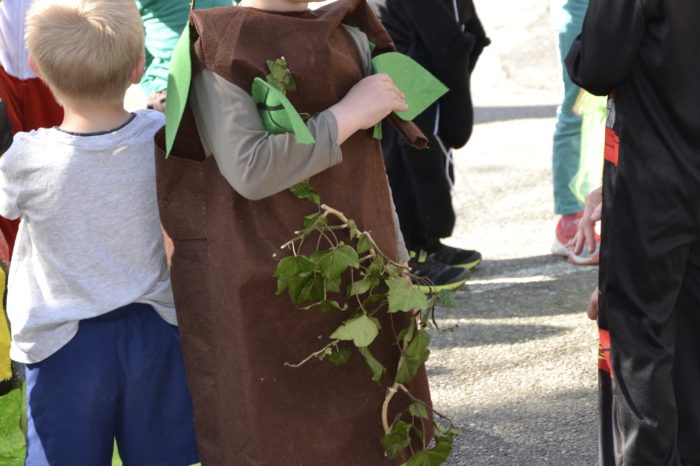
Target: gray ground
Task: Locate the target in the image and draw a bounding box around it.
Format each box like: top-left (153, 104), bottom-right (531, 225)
top-left (431, 1), bottom-right (599, 464)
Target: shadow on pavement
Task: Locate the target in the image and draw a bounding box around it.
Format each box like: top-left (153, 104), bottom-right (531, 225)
top-left (474, 104), bottom-right (558, 124)
top-left (429, 323), bottom-right (566, 350)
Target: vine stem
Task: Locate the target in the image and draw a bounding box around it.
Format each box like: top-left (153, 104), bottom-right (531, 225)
top-left (284, 340), bottom-right (339, 368)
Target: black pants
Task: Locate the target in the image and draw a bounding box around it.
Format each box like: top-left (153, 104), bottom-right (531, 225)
top-left (598, 160), bottom-right (700, 466)
top-left (382, 123), bottom-right (455, 253)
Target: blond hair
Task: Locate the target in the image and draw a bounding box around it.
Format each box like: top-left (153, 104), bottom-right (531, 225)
top-left (26, 0), bottom-right (144, 104)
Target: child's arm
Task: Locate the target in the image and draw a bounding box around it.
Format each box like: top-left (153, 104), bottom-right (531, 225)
top-left (190, 70), bottom-right (406, 200)
top-left (0, 143), bottom-right (24, 221)
top-left (565, 0), bottom-right (648, 96)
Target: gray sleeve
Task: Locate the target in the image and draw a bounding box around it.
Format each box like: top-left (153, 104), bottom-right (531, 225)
top-left (190, 69), bottom-right (343, 200)
top-left (0, 142), bottom-right (24, 220)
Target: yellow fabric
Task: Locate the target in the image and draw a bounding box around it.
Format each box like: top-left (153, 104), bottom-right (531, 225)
top-left (0, 267), bottom-right (11, 381)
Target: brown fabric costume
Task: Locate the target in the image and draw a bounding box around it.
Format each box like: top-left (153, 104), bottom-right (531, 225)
top-left (154, 1), bottom-right (433, 464)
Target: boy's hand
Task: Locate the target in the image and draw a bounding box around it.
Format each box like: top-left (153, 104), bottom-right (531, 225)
top-left (573, 186), bottom-right (602, 255)
top-left (329, 74), bottom-right (408, 144)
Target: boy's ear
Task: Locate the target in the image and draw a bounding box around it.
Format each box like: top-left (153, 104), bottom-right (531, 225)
top-left (28, 55), bottom-right (40, 75)
top-left (130, 54), bottom-right (146, 84)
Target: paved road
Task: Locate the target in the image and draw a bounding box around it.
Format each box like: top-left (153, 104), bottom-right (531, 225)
top-left (430, 1), bottom-right (600, 464)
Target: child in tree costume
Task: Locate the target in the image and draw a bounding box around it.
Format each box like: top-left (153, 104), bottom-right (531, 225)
top-left (155, 0), bottom-right (437, 464)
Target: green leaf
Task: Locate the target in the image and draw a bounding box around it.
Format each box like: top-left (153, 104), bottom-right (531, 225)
top-left (409, 402), bottom-right (430, 419)
top-left (396, 318), bottom-right (416, 344)
top-left (296, 271), bottom-right (325, 306)
top-left (349, 278), bottom-right (373, 296)
top-left (381, 420), bottom-right (411, 459)
top-left (326, 346), bottom-right (352, 366)
top-left (165, 24), bottom-right (192, 157)
top-left (358, 346), bottom-right (386, 383)
top-left (274, 256), bottom-right (316, 294)
top-left (252, 78), bottom-right (316, 144)
top-left (356, 233), bottom-right (373, 254)
top-left (396, 330), bottom-right (430, 384)
top-left (312, 244), bottom-right (360, 279)
top-left (289, 181), bottom-right (320, 205)
top-left (372, 122), bottom-right (383, 140)
top-left (325, 276), bottom-right (342, 294)
top-left (437, 289), bottom-right (457, 309)
top-left (387, 278), bottom-right (428, 313)
top-left (303, 212), bottom-right (327, 230)
top-left (330, 314), bottom-right (381, 347)
top-left (371, 52), bottom-right (449, 121)
top-left (316, 300), bottom-right (347, 314)
top-left (386, 263), bottom-right (407, 278)
top-left (402, 434), bottom-right (453, 466)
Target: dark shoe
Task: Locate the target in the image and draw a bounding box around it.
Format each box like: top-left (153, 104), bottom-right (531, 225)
top-left (429, 243), bottom-right (482, 270)
top-left (409, 255), bottom-right (470, 293)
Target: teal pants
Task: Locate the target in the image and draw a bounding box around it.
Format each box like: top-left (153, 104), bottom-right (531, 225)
top-left (551, 0), bottom-right (589, 215)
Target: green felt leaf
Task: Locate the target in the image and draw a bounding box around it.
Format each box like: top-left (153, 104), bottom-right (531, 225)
top-left (251, 77), bottom-right (315, 144)
top-left (331, 314), bottom-right (381, 347)
top-left (371, 52), bottom-right (448, 121)
top-left (165, 24), bottom-right (192, 158)
top-left (290, 181), bottom-right (320, 205)
top-left (387, 278), bottom-right (428, 313)
top-left (381, 420), bottom-right (411, 459)
top-left (396, 330), bottom-right (430, 384)
top-left (0, 388), bottom-right (26, 463)
top-left (372, 122), bottom-right (383, 140)
top-left (312, 245), bottom-right (360, 280)
top-left (402, 434), bottom-right (453, 466)
top-left (358, 346), bottom-right (386, 383)
top-left (409, 402), bottom-right (430, 420)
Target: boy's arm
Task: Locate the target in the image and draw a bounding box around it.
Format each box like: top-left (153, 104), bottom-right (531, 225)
top-left (565, 0), bottom-right (647, 96)
top-left (191, 69), bottom-right (342, 201)
top-left (0, 145), bottom-right (23, 220)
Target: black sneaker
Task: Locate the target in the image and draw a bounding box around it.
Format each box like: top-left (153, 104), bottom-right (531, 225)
top-left (429, 243), bottom-right (482, 270)
top-left (409, 253), bottom-right (470, 293)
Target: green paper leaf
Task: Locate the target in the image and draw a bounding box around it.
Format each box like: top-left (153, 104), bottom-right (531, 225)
top-left (396, 330), bottom-right (430, 384)
top-left (165, 24), bottom-right (192, 158)
top-left (386, 278), bottom-right (428, 313)
top-left (330, 314), bottom-right (381, 347)
top-left (251, 77), bottom-right (315, 144)
top-left (409, 402), bottom-right (430, 419)
top-left (290, 181), bottom-right (320, 205)
top-left (372, 122), bottom-right (383, 140)
top-left (381, 420), bottom-right (411, 459)
top-left (402, 434), bottom-right (453, 466)
top-left (358, 346), bottom-right (386, 383)
top-left (371, 52), bottom-right (448, 121)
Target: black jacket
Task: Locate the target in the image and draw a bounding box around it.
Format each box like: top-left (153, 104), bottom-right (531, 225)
top-left (369, 0), bottom-right (489, 149)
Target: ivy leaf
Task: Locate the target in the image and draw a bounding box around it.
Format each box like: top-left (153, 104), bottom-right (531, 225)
top-left (325, 276), bottom-right (342, 294)
top-left (296, 271), bottom-right (325, 306)
top-left (316, 300), bottom-right (347, 314)
top-left (437, 289), bottom-right (457, 309)
top-left (303, 212), bottom-right (327, 230)
top-left (274, 256), bottom-right (316, 294)
top-left (330, 314), bottom-right (381, 347)
top-left (409, 403), bottom-right (430, 419)
top-left (396, 330), bottom-right (430, 384)
top-left (290, 181), bottom-right (320, 205)
top-left (349, 278), bottom-right (373, 296)
top-left (266, 57), bottom-right (297, 93)
top-left (358, 346), bottom-right (386, 383)
top-left (386, 263), bottom-right (407, 278)
top-left (318, 346), bottom-right (352, 366)
top-left (313, 244), bottom-right (360, 280)
top-left (402, 434), bottom-right (453, 466)
top-left (386, 278), bottom-right (428, 313)
top-left (356, 233), bottom-right (373, 254)
top-left (396, 318), bottom-right (416, 344)
top-left (381, 420), bottom-right (411, 459)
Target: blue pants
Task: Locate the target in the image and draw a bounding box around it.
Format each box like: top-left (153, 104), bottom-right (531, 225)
top-left (25, 303), bottom-right (199, 466)
top-left (551, 0), bottom-right (589, 215)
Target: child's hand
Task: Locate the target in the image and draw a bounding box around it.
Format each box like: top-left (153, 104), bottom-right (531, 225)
top-left (587, 286), bottom-right (599, 320)
top-left (329, 74), bottom-right (408, 144)
top-left (573, 187), bottom-right (602, 255)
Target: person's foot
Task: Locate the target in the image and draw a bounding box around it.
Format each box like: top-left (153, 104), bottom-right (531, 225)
top-left (428, 243), bottom-right (482, 270)
top-left (409, 254), bottom-right (470, 293)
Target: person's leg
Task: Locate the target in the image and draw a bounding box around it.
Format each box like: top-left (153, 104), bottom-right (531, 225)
top-left (115, 303), bottom-right (199, 466)
top-left (673, 244), bottom-right (700, 465)
top-left (24, 321), bottom-right (118, 466)
top-left (551, 0), bottom-right (588, 217)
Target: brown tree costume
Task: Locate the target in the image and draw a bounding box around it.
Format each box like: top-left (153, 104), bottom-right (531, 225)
top-left (155, 1), bottom-right (433, 464)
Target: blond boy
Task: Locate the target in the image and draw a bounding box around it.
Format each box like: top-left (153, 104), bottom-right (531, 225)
top-left (0, 1), bottom-right (198, 463)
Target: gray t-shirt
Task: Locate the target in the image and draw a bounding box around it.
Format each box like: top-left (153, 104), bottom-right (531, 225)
top-left (0, 110), bottom-right (176, 364)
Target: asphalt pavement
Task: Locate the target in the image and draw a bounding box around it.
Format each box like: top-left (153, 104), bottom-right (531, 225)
top-left (430, 1), bottom-right (599, 464)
